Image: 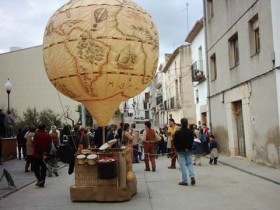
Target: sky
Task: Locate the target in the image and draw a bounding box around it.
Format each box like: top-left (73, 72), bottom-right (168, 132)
top-left (0, 0), bottom-right (203, 64)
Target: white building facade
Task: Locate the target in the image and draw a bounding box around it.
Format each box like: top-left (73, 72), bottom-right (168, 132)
top-left (186, 19), bottom-right (209, 127)
top-left (204, 0), bottom-right (280, 168)
top-left (122, 87), bottom-right (151, 131)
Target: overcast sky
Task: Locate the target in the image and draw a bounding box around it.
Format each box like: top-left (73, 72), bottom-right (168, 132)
top-left (0, 0), bottom-right (203, 63)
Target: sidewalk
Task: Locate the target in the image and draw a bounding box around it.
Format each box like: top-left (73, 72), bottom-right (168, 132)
top-left (0, 154), bottom-right (279, 200)
top-left (0, 159), bottom-right (67, 199)
top-left (213, 155), bottom-right (280, 185)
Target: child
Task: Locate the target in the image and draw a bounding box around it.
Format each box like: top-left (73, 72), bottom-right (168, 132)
top-left (192, 134), bottom-right (204, 166)
top-left (209, 134), bottom-right (219, 165)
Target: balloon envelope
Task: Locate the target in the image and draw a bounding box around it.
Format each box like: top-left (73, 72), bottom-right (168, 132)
top-left (43, 0), bottom-right (159, 126)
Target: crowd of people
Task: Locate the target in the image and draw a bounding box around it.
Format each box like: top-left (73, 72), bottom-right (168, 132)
top-left (0, 117), bottom-right (219, 188)
top-left (0, 109), bottom-right (15, 138)
top-left (0, 109), bottom-right (16, 165)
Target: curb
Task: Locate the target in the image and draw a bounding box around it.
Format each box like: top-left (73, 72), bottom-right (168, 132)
top-left (0, 164), bottom-right (68, 200)
top-left (204, 155), bottom-right (280, 186)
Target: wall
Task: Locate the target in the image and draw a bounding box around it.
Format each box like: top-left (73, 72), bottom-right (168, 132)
top-left (0, 46), bottom-right (80, 124)
top-left (190, 25), bottom-right (209, 126)
top-left (207, 0), bottom-right (274, 96)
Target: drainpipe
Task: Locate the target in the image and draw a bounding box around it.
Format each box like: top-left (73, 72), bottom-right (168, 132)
top-left (203, 1), bottom-right (212, 131)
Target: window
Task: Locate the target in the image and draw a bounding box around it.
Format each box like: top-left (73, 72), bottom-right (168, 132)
top-left (198, 46), bottom-right (203, 71)
top-left (207, 0), bottom-right (214, 20)
top-left (210, 53), bottom-right (217, 81)
top-left (249, 15), bottom-right (260, 55)
top-left (170, 97), bottom-right (175, 109)
top-left (144, 92), bottom-right (149, 101)
top-left (143, 102), bottom-right (148, 109)
top-left (145, 111), bottom-right (149, 119)
top-left (228, 33), bottom-right (239, 68)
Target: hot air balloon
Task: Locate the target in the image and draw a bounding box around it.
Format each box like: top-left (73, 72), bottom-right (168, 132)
top-left (43, 0), bottom-right (159, 127)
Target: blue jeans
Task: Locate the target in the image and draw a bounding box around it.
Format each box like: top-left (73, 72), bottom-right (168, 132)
top-left (177, 151), bottom-right (195, 183)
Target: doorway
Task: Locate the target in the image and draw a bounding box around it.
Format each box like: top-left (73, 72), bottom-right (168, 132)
top-left (201, 112), bottom-right (207, 126)
top-left (234, 101), bottom-right (246, 157)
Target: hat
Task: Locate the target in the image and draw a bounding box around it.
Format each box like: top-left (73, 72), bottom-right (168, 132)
top-left (51, 125), bottom-right (57, 130)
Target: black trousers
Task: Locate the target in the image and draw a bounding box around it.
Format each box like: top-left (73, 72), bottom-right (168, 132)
top-left (33, 157), bottom-right (47, 183)
top-left (17, 145), bottom-right (26, 159)
top-left (25, 155), bottom-right (34, 171)
top-left (209, 157), bottom-right (218, 164)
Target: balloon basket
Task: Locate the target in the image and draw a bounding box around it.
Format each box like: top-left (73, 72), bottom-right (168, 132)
top-left (70, 148), bottom-right (137, 202)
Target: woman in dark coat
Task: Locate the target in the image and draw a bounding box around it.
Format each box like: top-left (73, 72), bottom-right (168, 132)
top-left (192, 134), bottom-right (204, 166)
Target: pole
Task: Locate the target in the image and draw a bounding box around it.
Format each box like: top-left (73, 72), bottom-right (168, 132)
top-left (102, 126), bottom-right (105, 144)
top-left (7, 91), bottom-right (10, 112)
top-left (81, 104), bottom-right (86, 127)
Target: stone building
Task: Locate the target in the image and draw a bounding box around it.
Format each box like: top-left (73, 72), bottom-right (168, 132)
top-left (160, 45), bottom-right (196, 125)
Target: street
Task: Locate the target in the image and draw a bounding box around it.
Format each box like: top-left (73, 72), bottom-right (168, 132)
top-left (0, 155), bottom-right (279, 210)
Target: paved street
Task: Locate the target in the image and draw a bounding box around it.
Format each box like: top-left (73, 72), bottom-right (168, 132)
top-left (0, 155), bottom-right (280, 210)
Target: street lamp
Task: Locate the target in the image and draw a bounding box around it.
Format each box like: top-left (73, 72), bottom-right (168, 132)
top-left (4, 78), bottom-right (13, 112)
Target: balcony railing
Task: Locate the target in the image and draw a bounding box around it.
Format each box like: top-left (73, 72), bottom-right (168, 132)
top-left (191, 60), bottom-right (205, 82)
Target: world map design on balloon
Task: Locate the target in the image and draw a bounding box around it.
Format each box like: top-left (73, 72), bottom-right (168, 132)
top-left (43, 0), bottom-right (159, 126)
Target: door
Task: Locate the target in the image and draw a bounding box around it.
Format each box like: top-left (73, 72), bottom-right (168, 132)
top-left (234, 101), bottom-right (246, 157)
top-left (201, 112), bottom-right (207, 126)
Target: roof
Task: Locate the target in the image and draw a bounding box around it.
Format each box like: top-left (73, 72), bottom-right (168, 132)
top-left (185, 18), bottom-right (204, 43)
top-left (161, 47), bottom-right (180, 73)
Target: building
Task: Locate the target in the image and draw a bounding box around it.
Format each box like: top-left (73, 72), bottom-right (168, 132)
top-left (186, 18), bottom-right (209, 127)
top-left (0, 46), bottom-right (81, 125)
top-left (160, 45), bottom-right (196, 125)
top-left (122, 87), bottom-right (151, 131)
top-left (204, 0), bottom-right (280, 168)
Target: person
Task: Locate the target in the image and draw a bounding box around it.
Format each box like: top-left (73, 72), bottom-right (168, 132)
top-left (106, 124), bottom-right (117, 148)
top-left (47, 138), bottom-right (59, 177)
top-left (87, 127), bottom-right (95, 148)
top-left (25, 126), bottom-right (36, 173)
top-left (5, 111), bottom-right (14, 137)
top-left (173, 118), bottom-right (196, 186)
top-left (16, 128), bottom-right (26, 160)
top-left (201, 123), bottom-right (210, 154)
top-left (0, 136), bottom-right (3, 165)
top-left (93, 126), bottom-right (103, 148)
top-left (117, 122), bottom-right (124, 146)
top-left (141, 121), bottom-right (157, 172)
top-left (121, 123), bottom-right (134, 146)
top-left (158, 128), bottom-right (165, 156)
top-left (138, 129), bottom-right (145, 161)
top-left (0, 109), bottom-right (6, 138)
top-left (122, 123), bottom-right (134, 161)
top-left (191, 124), bottom-right (200, 140)
top-left (62, 125), bottom-right (79, 175)
top-left (79, 127), bottom-right (90, 151)
top-left (32, 124), bottom-right (52, 188)
top-left (192, 133), bottom-right (204, 166)
top-left (131, 123), bottom-right (140, 163)
top-left (209, 134), bottom-right (219, 165)
top-left (166, 119), bottom-right (179, 169)
top-left (49, 125), bottom-right (60, 148)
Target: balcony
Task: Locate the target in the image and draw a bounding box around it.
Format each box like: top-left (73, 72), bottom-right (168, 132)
top-left (156, 95), bottom-right (163, 105)
top-left (191, 60), bottom-right (205, 82)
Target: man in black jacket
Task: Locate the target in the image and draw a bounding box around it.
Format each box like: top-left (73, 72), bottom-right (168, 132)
top-left (173, 118), bottom-right (196, 186)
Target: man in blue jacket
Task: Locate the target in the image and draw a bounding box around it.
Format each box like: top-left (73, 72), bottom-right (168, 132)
top-left (173, 118), bottom-right (196, 186)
